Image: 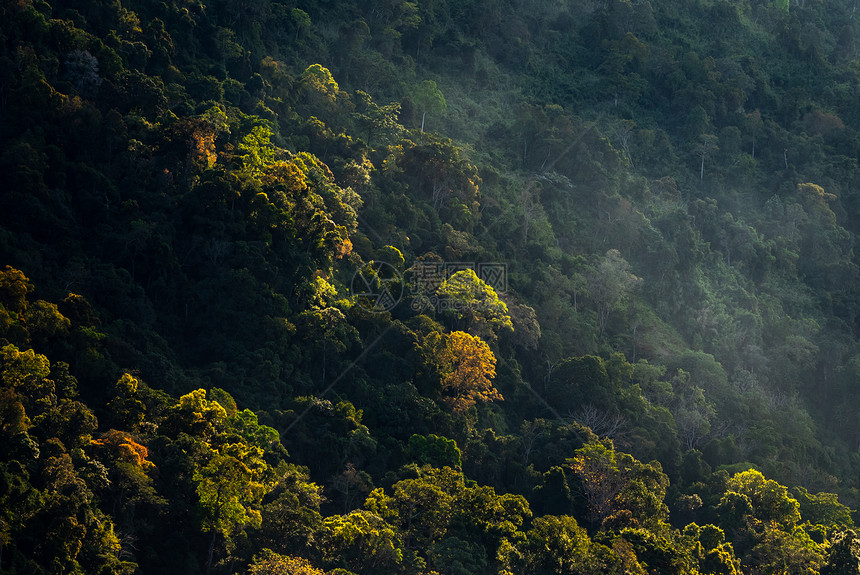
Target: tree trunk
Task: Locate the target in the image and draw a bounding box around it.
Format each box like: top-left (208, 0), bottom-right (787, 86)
top-left (322, 337), bottom-right (327, 384)
top-left (206, 530), bottom-right (217, 575)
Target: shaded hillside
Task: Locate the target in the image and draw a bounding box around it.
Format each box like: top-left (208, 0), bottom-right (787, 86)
top-left (2, 0), bottom-right (860, 573)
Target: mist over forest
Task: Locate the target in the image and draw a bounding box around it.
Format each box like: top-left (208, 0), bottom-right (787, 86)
top-left (2, 0), bottom-right (860, 572)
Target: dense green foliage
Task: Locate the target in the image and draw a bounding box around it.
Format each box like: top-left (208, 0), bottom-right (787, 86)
top-left (2, 0), bottom-right (860, 572)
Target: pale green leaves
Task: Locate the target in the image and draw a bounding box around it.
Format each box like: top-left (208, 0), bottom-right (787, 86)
top-left (413, 80), bottom-right (446, 132)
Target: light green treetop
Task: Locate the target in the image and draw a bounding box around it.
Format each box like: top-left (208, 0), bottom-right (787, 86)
top-left (413, 80), bottom-right (446, 132)
top-left (437, 269), bottom-right (513, 342)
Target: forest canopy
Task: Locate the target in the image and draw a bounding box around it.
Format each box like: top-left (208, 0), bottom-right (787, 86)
top-left (2, 0), bottom-right (860, 573)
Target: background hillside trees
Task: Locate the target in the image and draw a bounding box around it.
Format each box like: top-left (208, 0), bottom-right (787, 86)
top-left (3, 0), bottom-right (860, 572)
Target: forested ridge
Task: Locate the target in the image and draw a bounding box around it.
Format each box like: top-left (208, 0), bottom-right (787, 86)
top-left (2, 0), bottom-right (860, 572)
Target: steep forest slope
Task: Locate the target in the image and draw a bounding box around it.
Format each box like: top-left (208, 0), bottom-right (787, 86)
top-left (2, 0), bottom-right (860, 572)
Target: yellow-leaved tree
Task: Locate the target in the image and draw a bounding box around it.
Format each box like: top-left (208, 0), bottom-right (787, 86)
top-left (429, 330), bottom-right (501, 415)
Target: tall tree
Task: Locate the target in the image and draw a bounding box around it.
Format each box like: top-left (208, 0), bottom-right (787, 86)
top-left (419, 330), bottom-right (501, 415)
top-left (693, 134), bottom-right (719, 182)
top-left (412, 80), bottom-right (446, 132)
top-left (194, 442), bottom-right (271, 575)
top-left (587, 249), bottom-right (641, 337)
